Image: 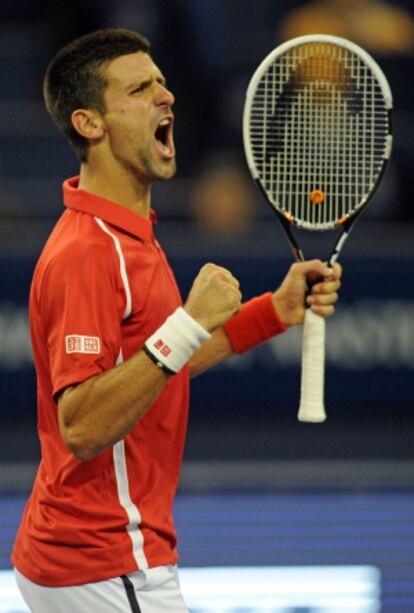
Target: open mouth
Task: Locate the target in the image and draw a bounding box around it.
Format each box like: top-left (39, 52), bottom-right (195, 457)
top-left (154, 117), bottom-right (175, 160)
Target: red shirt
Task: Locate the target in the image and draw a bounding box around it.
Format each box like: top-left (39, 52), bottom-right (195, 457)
top-left (12, 177), bottom-right (189, 586)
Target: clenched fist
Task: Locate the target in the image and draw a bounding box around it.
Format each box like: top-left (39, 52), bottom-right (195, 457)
top-left (184, 263), bottom-right (242, 332)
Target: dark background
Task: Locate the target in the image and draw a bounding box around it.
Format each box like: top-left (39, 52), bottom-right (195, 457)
top-left (0, 0), bottom-right (413, 464)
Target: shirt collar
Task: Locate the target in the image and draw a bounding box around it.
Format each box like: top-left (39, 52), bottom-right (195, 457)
top-left (63, 176), bottom-right (156, 242)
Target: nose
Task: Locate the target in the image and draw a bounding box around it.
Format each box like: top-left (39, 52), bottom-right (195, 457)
top-left (155, 82), bottom-right (175, 107)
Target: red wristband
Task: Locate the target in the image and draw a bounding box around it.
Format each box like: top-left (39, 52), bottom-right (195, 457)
top-left (223, 292), bottom-right (287, 354)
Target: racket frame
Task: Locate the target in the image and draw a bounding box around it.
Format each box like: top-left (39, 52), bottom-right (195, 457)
top-left (243, 34), bottom-right (393, 422)
top-left (243, 33), bottom-right (393, 240)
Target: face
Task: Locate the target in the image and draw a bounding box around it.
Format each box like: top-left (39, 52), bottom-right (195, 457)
top-left (101, 52), bottom-right (176, 183)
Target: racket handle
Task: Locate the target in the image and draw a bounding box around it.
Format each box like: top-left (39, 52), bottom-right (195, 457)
top-left (297, 309), bottom-right (327, 423)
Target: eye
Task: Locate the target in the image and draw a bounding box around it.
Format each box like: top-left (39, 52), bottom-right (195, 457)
top-left (131, 81), bottom-right (150, 94)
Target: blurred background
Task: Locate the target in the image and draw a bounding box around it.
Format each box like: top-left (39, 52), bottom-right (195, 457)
top-left (0, 1), bottom-right (414, 611)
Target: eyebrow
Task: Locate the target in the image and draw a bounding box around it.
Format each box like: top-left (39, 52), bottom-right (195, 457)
top-left (125, 74), bottom-right (167, 91)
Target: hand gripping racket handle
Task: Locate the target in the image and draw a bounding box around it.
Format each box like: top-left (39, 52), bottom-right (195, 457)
top-left (297, 309), bottom-right (327, 423)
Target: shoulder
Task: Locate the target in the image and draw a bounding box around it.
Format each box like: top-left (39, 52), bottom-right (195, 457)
top-left (35, 211), bottom-right (122, 289)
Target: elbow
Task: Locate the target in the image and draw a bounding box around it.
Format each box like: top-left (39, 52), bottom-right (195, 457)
top-left (70, 444), bottom-right (97, 463)
top-left (58, 390), bottom-right (100, 461)
top-left (60, 425), bottom-right (99, 462)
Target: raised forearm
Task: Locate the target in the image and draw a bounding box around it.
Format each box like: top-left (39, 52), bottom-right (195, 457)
top-left (189, 328), bottom-right (233, 378)
top-left (60, 328), bottom-right (233, 461)
top-left (58, 263), bottom-right (243, 461)
top-left (58, 351), bottom-right (169, 461)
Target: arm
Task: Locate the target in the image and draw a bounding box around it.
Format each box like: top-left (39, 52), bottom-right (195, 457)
top-left (58, 351), bottom-right (170, 461)
top-left (189, 327), bottom-right (233, 378)
top-left (58, 263), bottom-right (241, 461)
top-left (189, 260), bottom-right (342, 378)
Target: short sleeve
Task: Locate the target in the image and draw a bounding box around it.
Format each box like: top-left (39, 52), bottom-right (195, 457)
top-left (40, 241), bottom-right (126, 397)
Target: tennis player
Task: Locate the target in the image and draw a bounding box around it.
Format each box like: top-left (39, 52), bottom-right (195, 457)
top-left (11, 28), bottom-right (342, 612)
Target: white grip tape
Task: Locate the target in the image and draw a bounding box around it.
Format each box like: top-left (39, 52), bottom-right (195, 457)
top-left (144, 307), bottom-right (211, 373)
top-left (297, 309), bottom-right (327, 423)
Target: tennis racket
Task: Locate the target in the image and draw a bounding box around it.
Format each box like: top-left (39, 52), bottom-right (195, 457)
top-left (243, 34), bottom-right (393, 422)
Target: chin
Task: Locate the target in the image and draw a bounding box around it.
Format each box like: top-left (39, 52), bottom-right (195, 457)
top-left (157, 160), bottom-right (177, 181)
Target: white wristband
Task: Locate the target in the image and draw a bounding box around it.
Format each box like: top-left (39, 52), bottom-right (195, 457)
top-left (144, 307), bottom-right (211, 374)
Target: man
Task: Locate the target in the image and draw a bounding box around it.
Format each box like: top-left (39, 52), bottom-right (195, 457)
top-left (12, 28), bottom-right (342, 612)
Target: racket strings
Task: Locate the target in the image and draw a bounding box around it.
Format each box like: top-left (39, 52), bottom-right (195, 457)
top-left (249, 42), bottom-right (390, 229)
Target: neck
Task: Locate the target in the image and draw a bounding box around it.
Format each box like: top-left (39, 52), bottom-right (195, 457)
top-left (78, 159), bottom-right (152, 219)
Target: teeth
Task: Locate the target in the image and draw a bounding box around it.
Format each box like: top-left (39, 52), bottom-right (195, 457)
top-left (159, 119), bottom-right (170, 127)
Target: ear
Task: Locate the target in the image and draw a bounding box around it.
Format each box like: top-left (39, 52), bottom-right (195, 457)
top-left (71, 109), bottom-right (105, 142)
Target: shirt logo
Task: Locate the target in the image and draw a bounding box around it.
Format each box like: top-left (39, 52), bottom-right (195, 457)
top-left (65, 335), bottom-right (101, 354)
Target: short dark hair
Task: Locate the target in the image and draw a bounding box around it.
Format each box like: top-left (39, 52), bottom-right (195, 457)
top-left (44, 28), bottom-right (151, 162)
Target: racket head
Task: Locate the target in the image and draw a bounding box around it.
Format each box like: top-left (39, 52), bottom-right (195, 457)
top-left (243, 34), bottom-right (393, 231)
